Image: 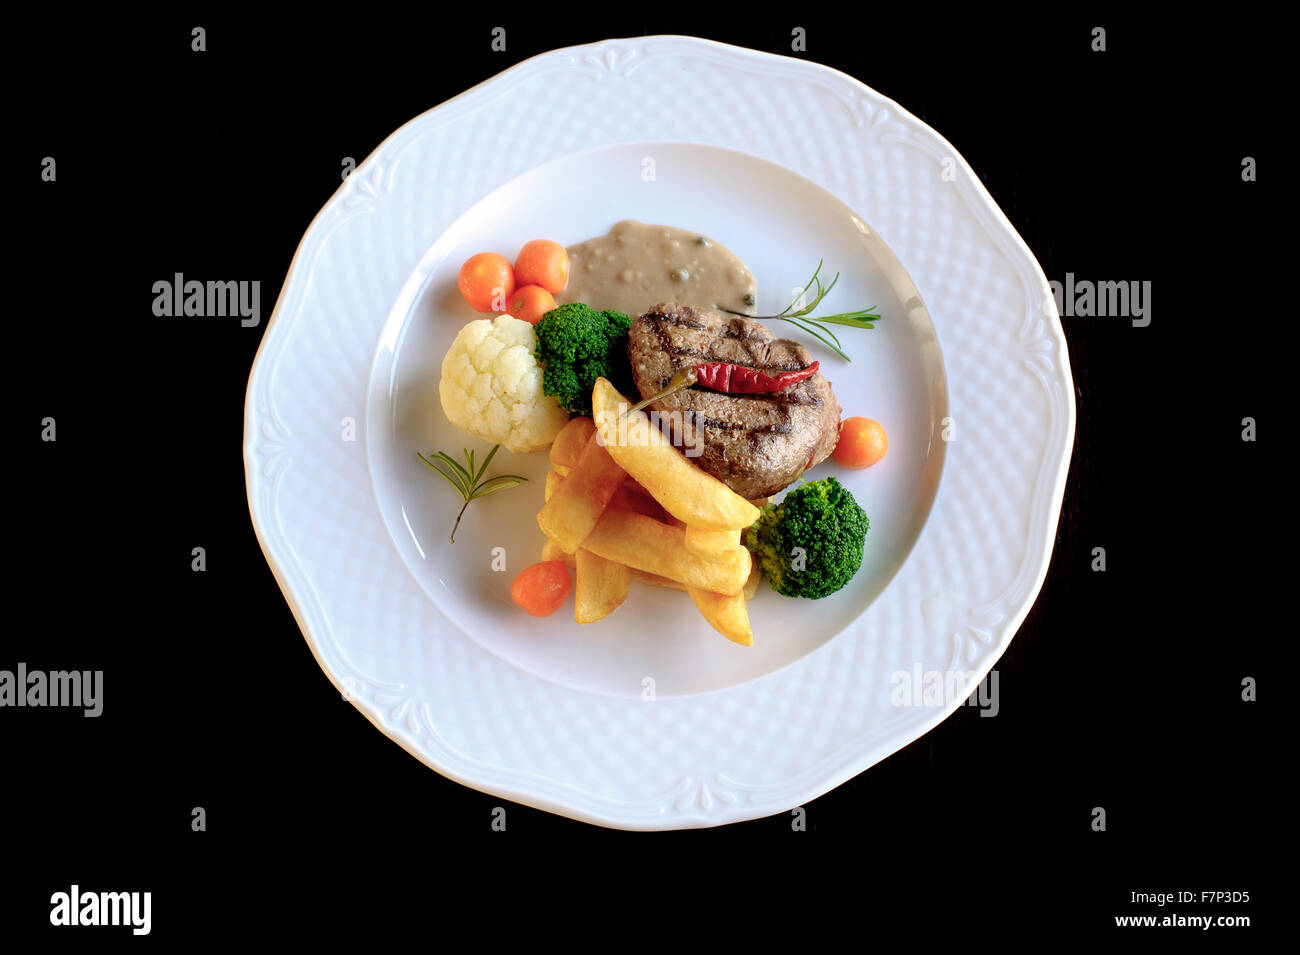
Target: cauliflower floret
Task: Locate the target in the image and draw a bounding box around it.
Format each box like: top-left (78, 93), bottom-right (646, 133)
top-left (439, 314), bottom-right (569, 453)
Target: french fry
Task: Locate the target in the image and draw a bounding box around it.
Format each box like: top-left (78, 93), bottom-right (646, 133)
top-left (743, 556), bottom-right (761, 601)
top-left (684, 525), bottom-right (741, 561)
top-left (581, 508), bottom-right (750, 595)
top-left (549, 417), bottom-right (596, 471)
top-left (574, 549), bottom-right (630, 624)
top-left (591, 378), bottom-right (760, 532)
top-left (537, 432), bottom-right (628, 553)
top-left (544, 469), bottom-right (563, 502)
top-left (542, 538), bottom-right (683, 591)
top-left (687, 586), bottom-right (754, 646)
top-left (631, 570), bottom-right (686, 592)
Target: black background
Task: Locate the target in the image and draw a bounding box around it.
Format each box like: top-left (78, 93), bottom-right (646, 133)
top-left (8, 10), bottom-right (1280, 939)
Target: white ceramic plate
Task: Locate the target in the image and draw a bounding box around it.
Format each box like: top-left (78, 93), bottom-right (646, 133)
top-left (245, 36), bottom-right (1074, 829)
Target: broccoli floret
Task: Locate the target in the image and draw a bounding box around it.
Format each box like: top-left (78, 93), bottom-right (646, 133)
top-left (744, 477), bottom-right (869, 599)
top-left (532, 303), bottom-right (634, 416)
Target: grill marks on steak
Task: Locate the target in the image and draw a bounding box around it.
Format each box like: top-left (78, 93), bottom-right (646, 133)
top-left (641, 309), bottom-right (809, 373)
top-left (627, 303), bottom-right (842, 499)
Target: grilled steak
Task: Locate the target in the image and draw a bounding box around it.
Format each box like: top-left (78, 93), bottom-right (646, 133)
top-left (627, 302), bottom-right (841, 499)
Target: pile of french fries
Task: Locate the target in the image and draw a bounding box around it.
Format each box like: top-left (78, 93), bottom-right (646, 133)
top-left (536, 378), bottom-right (766, 645)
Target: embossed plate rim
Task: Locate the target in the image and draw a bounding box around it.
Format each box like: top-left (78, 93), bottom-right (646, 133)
top-left (243, 35), bottom-right (1075, 829)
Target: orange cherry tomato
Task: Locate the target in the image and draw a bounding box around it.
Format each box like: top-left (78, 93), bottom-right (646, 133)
top-left (834, 417), bottom-right (888, 469)
top-left (514, 239), bottom-right (569, 294)
top-left (458, 252), bottom-right (516, 313)
top-left (510, 561), bottom-right (572, 617)
top-left (505, 284), bottom-right (557, 325)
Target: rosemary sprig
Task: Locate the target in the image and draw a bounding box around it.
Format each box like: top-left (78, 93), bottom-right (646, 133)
top-left (718, 260), bottom-right (881, 361)
top-left (416, 443), bottom-right (527, 543)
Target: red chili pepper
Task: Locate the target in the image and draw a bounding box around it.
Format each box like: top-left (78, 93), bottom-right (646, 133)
top-left (627, 360), bottom-right (822, 416)
top-left (692, 360), bottom-right (820, 394)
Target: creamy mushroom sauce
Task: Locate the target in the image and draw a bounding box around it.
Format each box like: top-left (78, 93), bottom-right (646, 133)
top-left (555, 220), bottom-right (757, 318)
